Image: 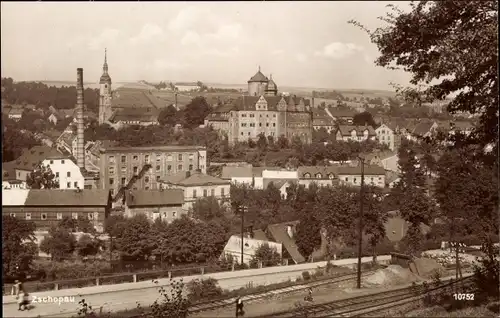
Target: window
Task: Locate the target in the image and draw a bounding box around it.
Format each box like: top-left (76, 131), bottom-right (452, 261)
top-left (241, 123), bottom-right (247, 127)
top-left (121, 155), bottom-right (126, 163)
top-left (156, 165), bottom-right (161, 172)
top-left (156, 175), bottom-right (160, 182)
top-left (241, 132), bottom-right (244, 136)
top-left (354, 178), bottom-right (357, 183)
top-left (266, 123), bottom-right (269, 127)
top-left (67, 182), bottom-right (71, 188)
top-left (110, 189), bottom-right (114, 196)
top-left (316, 173), bottom-right (322, 179)
top-left (67, 171), bottom-right (71, 177)
top-left (109, 167), bottom-right (115, 174)
top-left (133, 155), bottom-right (138, 161)
top-left (25, 213), bottom-right (31, 220)
top-left (56, 172), bottom-right (59, 178)
top-left (371, 177), bottom-right (374, 182)
top-left (108, 156), bottom-right (115, 163)
top-left (189, 154), bottom-right (194, 160)
top-left (88, 213), bottom-right (94, 220)
top-left (273, 123), bottom-right (276, 127)
top-left (193, 189), bottom-right (197, 198)
top-left (121, 177), bottom-right (126, 185)
top-left (203, 189), bottom-right (207, 197)
top-left (178, 154), bottom-right (183, 161)
top-left (166, 154), bottom-right (173, 161)
top-left (145, 176), bottom-right (150, 183)
top-left (10, 213), bottom-right (16, 218)
top-left (189, 164), bottom-right (193, 171)
top-left (61, 160), bottom-right (65, 164)
top-left (345, 177), bottom-right (348, 181)
top-left (109, 178), bottom-right (114, 185)
top-left (145, 186), bottom-right (150, 190)
top-left (50, 160), bottom-right (54, 164)
top-left (74, 182), bottom-right (78, 188)
top-left (221, 188), bottom-right (225, 197)
top-left (57, 213), bottom-right (63, 220)
top-left (167, 165), bottom-right (172, 172)
top-left (133, 166), bottom-right (138, 174)
top-left (172, 211), bottom-right (177, 218)
top-left (211, 189), bottom-right (215, 197)
top-left (120, 166), bottom-right (127, 173)
top-left (41, 213), bottom-right (47, 220)
top-left (259, 123), bottom-right (262, 127)
top-left (248, 132), bottom-right (250, 136)
top-left (145, 155), bottom-right (150, 163)
top-left (178, 164), bottom-right (183, 171)
top-left (273, 114), bottom-right (276, 117)
top-left (72, 213), bottom-right (78, 220)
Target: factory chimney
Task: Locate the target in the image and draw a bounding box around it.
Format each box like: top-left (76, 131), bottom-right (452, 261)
top-left (76, 68), bottom-right (85, 170)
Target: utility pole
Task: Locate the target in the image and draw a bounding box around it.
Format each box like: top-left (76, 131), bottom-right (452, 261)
top-left (240, 205), bottom-right (248, 266)
top-left (357, 156), bottom-right (365, 289)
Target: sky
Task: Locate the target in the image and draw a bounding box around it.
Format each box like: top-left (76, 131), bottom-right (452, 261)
top-left (1, 2), bottom-right (413, 90)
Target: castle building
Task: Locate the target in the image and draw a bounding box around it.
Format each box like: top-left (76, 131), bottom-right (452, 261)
top-left (205, 68), bottom-right (313, 145)
top-left (98, 49), bottom-right (113, 125)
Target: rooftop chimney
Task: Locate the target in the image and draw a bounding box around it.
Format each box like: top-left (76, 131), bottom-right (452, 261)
top-left (76, 68), bottom-right (85, 170)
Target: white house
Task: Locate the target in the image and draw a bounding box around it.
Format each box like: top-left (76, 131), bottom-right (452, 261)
top-left (335, 125), bottom-right (377, 142)
top-left (221, 166), bottom-right (298, 189)
top-left (221, 234), bottom-right (283, 265)
top-left (375, 124), bottom-right (395, 151)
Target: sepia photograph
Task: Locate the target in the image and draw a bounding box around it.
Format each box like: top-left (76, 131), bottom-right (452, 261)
top-left (1, 1), bottom-right (498, 317)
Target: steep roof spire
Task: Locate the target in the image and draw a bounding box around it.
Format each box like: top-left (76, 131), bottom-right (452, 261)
top-left (103, 48), bottom-right (108, 74)
top-left (258, 65), bottom-right (261, 72)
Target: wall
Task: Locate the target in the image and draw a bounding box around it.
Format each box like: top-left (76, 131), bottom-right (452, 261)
top-left (14, 169), bottom-right (32, 182)
top-left (382, 155), bottom-right (399, 173)
top-left (176, 183), bottom-right (230, 210)
top-left (125, 205), bottom-right (185, 223)
top-left (2, 181), bottom-right (27, 189)
top-left (376, 125), bottom-right (395, 151)
top-left (44, 158), bottom-right (85, 189)
top-left (262, 170), bottom-right (297, 179)
top-left (339, 174), bottom-right (386, 187)
top-left (223, 235), bottom-right (283, 265)
top-left (298, 179), bottom-right (334, 188)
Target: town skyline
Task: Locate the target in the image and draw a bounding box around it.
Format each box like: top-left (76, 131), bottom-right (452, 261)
top-left (1, 1), bottom-right (413, 90)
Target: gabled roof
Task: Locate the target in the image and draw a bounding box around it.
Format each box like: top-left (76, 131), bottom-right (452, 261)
top-left (363, 150), bottom-right (397, 162)
top-left (267, 221), bottom-right (306, 264)
top-left (384, 215), bottom-right (431, 242)
top-left (12, 146), bottom-right (69, 171)
top-left (24, 189), bottom-right (110, 206)
top-left (162, 171), bottom-right (230, 187)
top-left (337, 125), bottom-right (376, 136)
top-left (221, 166), bottom-right (253, 179)
top-left (298, 166), bottom-right (338, 179)
top-left (328, 107), bottom-right (356, 117)
top-left (262, 179), bottom-right (294, 190)
top-left (248, 70), bottom-right (269, 83)
top-left (252, 229), bottom-right (268, 241)
top-left (337, 164), bottom-right (385, 175)
top-left (57, 131), bottom-right (76, 146)
top-left (412, 121), bottom-right (436, 136)
top-left (1, 189), bottom-right (30, 206)
top-left (126, 189), bottom-right (184, 207)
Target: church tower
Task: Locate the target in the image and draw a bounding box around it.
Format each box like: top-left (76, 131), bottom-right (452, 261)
top-left (98, 49), bottom-right (112, 125)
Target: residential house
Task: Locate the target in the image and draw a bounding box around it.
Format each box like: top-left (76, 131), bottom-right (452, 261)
top-left (204, 104), bottom-right (232, 136)
top-left (4, 146), bottom-right (85, 189)
top-left (221, 235), bottom-right (283, 266)
top-left (47, 112), bottom-right (63, 125)
top-left (2, 164), bottom-right (27, 189)
top-left (124, 189), bottom-right (185, 223)
top-left (56, 131), bottom-right (77, 156)
top-left (5, 107), bottom-right (24, 121)
top-left (2, 189), bottom-right (111, 232)
top-left (385, 170), bottom-right (400, 188)
top-left (326, 107), bottom-right (356, 124)
top-left (108, 107), bottom-right (159, 127)
top-left (385, 213), bottom-right (431, 243)
top-left (297, 166), bottom-right (339, 188)
top-left (335, 125), bottom-right (377, 142)
top-left (337, 164), bottom-right (386, 188)
top-left (160, 170), bottom-right (230, 211)
top-left (407, 121), bottom-right (439, 142)
top-left (442, 120), bottom-right (474, 137)
top-left (375, 123), bottom-right (395, 151)
top-left (364, 150), bottom-right (399, 173)
top-left (265, 221), bottom-right (305, 264)
top-left (312, 108), bottom-right (336, 133)
top-left (263, 179), bottom-right (294, 199)
top-left (221, 166), bottom-right (297, 189)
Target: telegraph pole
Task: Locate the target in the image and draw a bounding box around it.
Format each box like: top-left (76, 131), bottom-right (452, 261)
top-left (357, 156), bottom-right (365, 289)
top-left (240, 205), bottom-right (248, 266)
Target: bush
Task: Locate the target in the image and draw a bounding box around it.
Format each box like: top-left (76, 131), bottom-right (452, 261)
top-left (187, 278), bottom-right (223, 302)
top-left (31, 260), bottom-right (112, 281)
top-left (302, 271), bottom-right (311, 281)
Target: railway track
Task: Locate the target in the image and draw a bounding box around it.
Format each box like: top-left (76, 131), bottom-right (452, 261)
top-left (188, 269), bottom-right (379, 315)
top-left (255, 274), bottom-right (476, 317)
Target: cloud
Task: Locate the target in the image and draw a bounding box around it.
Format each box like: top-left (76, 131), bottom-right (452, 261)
top-left (152, 59), bottom-right (190, 70)
top-left (315, 42), bottom-right (364, 59)
top-left (203, 47), bottom-right (240, 57)
top-left (67, 28), bottom-right (120, 51)
top-left (296, 53), bottom-right (308, 63)
top-left (167, 6), bottom-right (211, 32)
top-left (129, 24), bottom-right (163, 45)
top-left (271, 49), bottom-right (284, 55)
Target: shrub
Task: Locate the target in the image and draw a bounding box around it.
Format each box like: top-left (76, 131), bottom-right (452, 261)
top-left (31, 260), bottom-right (112, 281)
top-left (187, 278), bottom-right (223, 302)
top-left (302, 271), bottom-right (311, 281)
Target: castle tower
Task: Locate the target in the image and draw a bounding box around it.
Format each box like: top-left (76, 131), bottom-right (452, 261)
top-left (98, 48), bottom-right (112, 125)
top-left (265, 74), bottom-right (278, 96)
top-left (247, 66), bottom-right (268, 96)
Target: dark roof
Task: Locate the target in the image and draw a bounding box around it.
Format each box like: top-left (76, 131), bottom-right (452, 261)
top-left (221, 166), bottom-right (253, 179)
top-left (267, 221), bottom-right (306, 264)
top-left (384, 216), bottom-right (431, 242)
top-left (24, 189), bottom-right (110, 206)
top-left (126, 189), bottom-right (184, 207)
top-left (231, 95), bottom-right (309, 112)
top-left (266, 78), bottom-right (277, 91)
top-left (2, 162), bottom-right (17, 181)
top-left (112, 90), bottom-right (165, 110)
top-left (248, 70), bottom-right (269, 83)
top-left (101, 145), bottom-right (205, 153)
top-left (100, 73), bottom-right (112, 84)
top-left (12, 146), bottom-right (69, 171)
top-left (337, 164), bottom-right (385, 175)
top-left (337, 125), bottom-right (376, 136)
top-left (298, 166), bottom-right (338, 179)
top-left (252, 229), bottom-right (268, 241)
top-left (327, 107), bottom-right (356, 117)
top-left (162, 171), bottom-right (229, 187)
top-left (412, 121), bottom-right (436, 136)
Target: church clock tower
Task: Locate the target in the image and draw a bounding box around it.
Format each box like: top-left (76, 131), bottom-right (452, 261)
top-left (98, 48), bottom-right (112, 125)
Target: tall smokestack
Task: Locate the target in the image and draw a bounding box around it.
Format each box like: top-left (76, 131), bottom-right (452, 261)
top-left (76, 68), bottom-right (85, 170)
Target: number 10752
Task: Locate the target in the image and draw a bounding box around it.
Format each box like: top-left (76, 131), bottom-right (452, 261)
top-left (453, 293), bottom-right (474, 301)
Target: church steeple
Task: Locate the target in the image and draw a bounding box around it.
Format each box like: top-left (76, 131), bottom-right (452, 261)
top-left (99, 48), bottom-right (112, 84)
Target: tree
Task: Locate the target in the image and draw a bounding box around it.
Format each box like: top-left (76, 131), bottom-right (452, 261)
top-left (250, 243), bottom-right (281, 268)
top-left (257, 133), bottom-right (268, 151)
top-left (40, 226), bottom-right (77, 261)
top-left (295, 212), bottom-right (322, 261)
top-left (277, 135), bottom-right (289, 149)
top-left (2, 126), bottom-right (40, 162)
top-left (158, 105), bottom-right (179, 126)
top-left (190, 196), bottom-right (225, 222)
top-left (76, 234), bottom-right (100, 258)
top-left (183, 96), bottom-right (212, 129)
top-left (27, 163), bottom-right (58, 189)
top-left (350, 1), bottom-right (498, 151)
top-left (2, 216), bottom-right (37, 280)
top-left (362, 186), bottom-right (388, 263)
top-left (352, 111), bottom-right (376, 127)
top-left (114, 214), bottom-right (153, 261)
